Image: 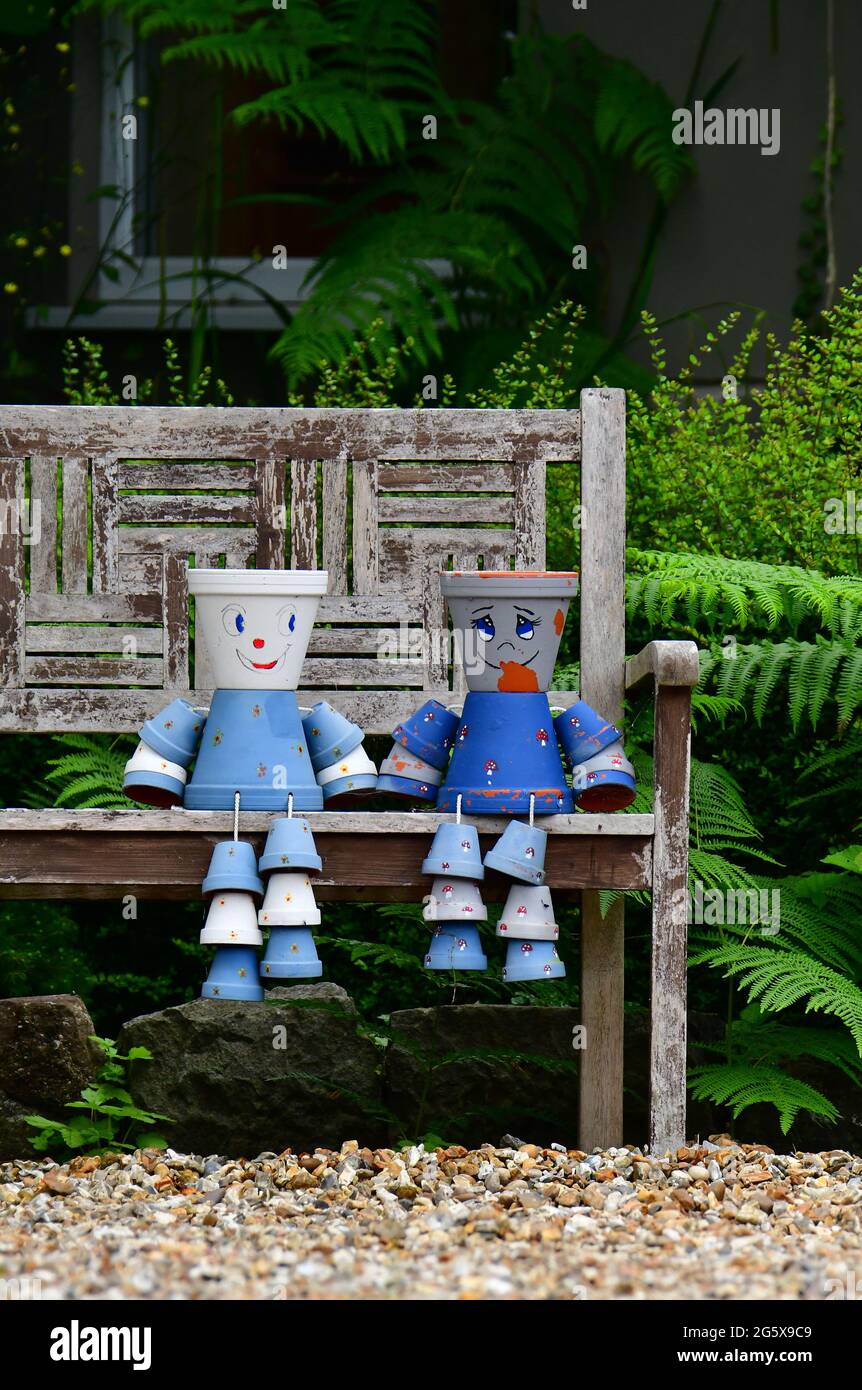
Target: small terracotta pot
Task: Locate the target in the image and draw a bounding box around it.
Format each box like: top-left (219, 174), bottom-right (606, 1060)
top-left (200, 891), bottom-right (264, 946)
top-left (201, 946), bottom-right (264, 1001)
top-left (260, 927), bottom-right (322, 980)
top-left (496, 883), bottom-right (558, 939)
top-left (502, 939), bottom-right (566, 982)
top-left (423, 877), bottom-right (488, 922)
top-left (258, 816), bottom-right (323, 875)
top-left (258, 871), bottom-right (321, 927)
top-left (123, 741), bottom-right (187, 807)
top-left (573, 741), bottom-right (636, 812)
top-left (424, 925), bottom-right (487, 971)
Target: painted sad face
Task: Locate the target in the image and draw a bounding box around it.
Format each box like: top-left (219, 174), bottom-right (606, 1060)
top-left (469, 601), bottom-right (543, 691)
top-left (221, 602), bottom-right (298, 675)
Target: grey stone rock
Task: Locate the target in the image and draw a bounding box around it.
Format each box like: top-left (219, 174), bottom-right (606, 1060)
top-left (117, 983), bottom-right (384, 1157)
top-left (0, 1093), bottom-right (33, 1164)
top-left (0, 994), bottom-right (100, 1161)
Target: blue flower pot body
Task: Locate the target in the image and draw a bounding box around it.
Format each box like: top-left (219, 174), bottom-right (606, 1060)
top-left (483, 820), bottom-right (547, 884)
top-left (436, 692), bottom-right (573, 815)
top-left (202, 946), bottom-right (264, 1001)
top-left (392, 700), bottom-right (459, 771)
top-left (301, 701), bottom-right (364, 773)
top-left (185, 689), bottom-right (323, 811)
top-left (123, 769), bottom-right (185, 807)
top-left (141, 698), bottom-right (204, 767)
top-left (202, 840), bottom-right (264, 898)
top-left (421, 821), bottom-right (484, 880)
top-left (260, 926), bottom-right (323, 980)
top-left (424, 924), bottom-right (487, 971)
top-left (554, 701), bottom-right (622, 767)
top-left (258, 816), bottom-right (323, 874)
top-left (502, 939), bottom-right (566, 982)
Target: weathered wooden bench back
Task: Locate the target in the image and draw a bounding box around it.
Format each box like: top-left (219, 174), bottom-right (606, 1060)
top-left (0, 399), bottom-right (624, 735)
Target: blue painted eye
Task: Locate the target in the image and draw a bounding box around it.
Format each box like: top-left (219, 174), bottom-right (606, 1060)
top-left (515, 617), bottom-right (535, 639)
top-left (288, 613), bottom-right (296, 633)
top-left (471, 616), bottom-right (495, 641)
top-left (221, 605), bottom-right (246, 636)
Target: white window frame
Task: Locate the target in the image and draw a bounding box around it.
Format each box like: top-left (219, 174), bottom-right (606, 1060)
top-left (93, 15), bottom-right (314, 330)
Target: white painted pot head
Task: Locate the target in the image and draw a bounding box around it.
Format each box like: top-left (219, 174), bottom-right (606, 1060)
top-left (188, 569), bottom-right (328, 691)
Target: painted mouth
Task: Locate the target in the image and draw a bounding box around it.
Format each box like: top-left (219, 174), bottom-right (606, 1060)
top-left (236, 649), bottom-right (288, 673)
top-left (486, 649), bottom-right (539, 671)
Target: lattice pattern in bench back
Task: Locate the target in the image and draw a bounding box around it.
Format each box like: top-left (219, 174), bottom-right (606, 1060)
top-left (0, 407), bottom-right (582, 733)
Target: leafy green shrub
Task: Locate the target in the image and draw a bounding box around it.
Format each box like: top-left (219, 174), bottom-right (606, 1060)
top-left (25, 1036), bottom-right (172, 1157)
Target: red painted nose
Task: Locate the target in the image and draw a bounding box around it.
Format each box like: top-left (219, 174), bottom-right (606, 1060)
top-left (253, 638), bottom-right (265, 649)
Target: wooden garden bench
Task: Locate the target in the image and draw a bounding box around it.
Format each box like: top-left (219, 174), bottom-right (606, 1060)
top-left (0, 391), bottom-right (698, 1153)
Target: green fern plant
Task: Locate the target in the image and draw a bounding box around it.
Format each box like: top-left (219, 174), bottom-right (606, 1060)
top-left (43, 735), bottom-right (135, 810)
top-left (77, 2), bottom-right (695, 388)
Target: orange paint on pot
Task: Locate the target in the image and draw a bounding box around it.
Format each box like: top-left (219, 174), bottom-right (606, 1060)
top-left (497, 661), bottom-right (540, 692)
top-left (553, 607), bottom-right (565, 636)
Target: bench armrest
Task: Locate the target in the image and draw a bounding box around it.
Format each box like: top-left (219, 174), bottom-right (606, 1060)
top-left (625, 639), bottom-right (700, 691)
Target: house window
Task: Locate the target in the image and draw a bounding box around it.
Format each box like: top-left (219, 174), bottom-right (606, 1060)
top-left (39, 3), bottom-right (516, 332)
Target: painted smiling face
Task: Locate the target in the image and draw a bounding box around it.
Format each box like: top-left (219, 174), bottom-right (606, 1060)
top-left (440, 572), bottom-right (576, 693)
top-left (188, 569), bottom-right (327, 691)
top-left (221, 602), bottom-right (298, 677)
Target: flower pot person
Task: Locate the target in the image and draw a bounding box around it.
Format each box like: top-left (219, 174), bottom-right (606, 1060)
top-left (123, 569), bottom-right (378, 811)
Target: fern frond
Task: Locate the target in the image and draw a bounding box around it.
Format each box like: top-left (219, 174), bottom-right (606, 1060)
top-left (688, 1062), bottom-right (838, 1133)
top-left (692, 944), bottom-right (862, 1052)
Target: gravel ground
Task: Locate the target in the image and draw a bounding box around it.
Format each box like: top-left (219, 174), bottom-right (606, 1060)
top-left (2, 1137), bottom-right (862, 1300)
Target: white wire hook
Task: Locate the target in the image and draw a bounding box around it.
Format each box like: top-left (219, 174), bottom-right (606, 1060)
top-left (288, 793), bottom-right (294, 819)
top-left (233, 790), bottom-right (241, 842)
top-left (529, 793), bottom-right (535, 828)
top-left (456, 793), bottom-right (462, 825)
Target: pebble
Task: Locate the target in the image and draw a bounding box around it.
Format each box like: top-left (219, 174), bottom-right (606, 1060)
top-left (0, 1138), bottom-right (859, 1300)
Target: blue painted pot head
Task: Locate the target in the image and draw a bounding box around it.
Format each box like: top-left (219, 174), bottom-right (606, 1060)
top-left (202, 946), bottom-right (264, 1001)
top-left (441, 571), bottom-right (577, 693)
top-left (301, 701), bottom-right (364, 773)
top-left (554, 701), bottom-right (622, 767)
top-left (258, 816), bottom-right (323, 874)
top-left (421, 821), bottom-right (484, 880)
top-left (260, 926), bottom-right (323, 980)
top-left (392, 700), bottom-right (459, 771)
top-left (141, 698), bottom-right (203, 767)
top-left (424, 924), bottom-right (487, 971)
top-left (483, 820), bottom-right (547, 884)
top-left (502, 938), bottom-right (566, 982)
top-left (573, 741), bottom-right (636, 813)
top-left (202, 840), bottom-right (264, 899)
top-left (188, 568), bottom-right (327, 691)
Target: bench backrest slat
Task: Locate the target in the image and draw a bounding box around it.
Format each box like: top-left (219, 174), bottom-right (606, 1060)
top-left (0, 404), bottom-right (616, 737)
